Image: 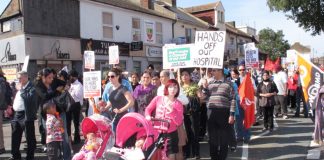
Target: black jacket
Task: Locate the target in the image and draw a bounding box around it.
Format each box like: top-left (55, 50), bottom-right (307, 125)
top-left (20, 81), bottom-right (38, 121)
top-left (34, 80), bottom-right (57, 118)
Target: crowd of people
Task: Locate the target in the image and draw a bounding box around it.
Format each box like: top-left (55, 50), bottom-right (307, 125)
top-left (0, 61), bottom-right (320, 160)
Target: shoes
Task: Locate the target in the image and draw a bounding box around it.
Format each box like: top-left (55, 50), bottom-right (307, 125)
top-left (0, 148), bottom-right (5, 154)
top-left (269, 128), bottom-right (273, 132)
top-left (7, 157), bottom-right (21, 160)
top-left (283, 115), bottom-right (289, 119)
top-left (42, 145), bottom-right (47, 153)
top-left (195, 155), bottom-right (201, 159)
top-left (230, 146), bottom-right (237, 152)
top-left (293, 114), bottom-right (300, 117)
top-left (262, 128), bottom-right (268, 132)
top-left (243, 139), bottom-right (250, 144)
top-left (253, 122), bottom-right (260, 126)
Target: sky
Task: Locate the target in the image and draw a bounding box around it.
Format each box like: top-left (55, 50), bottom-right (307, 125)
top-left (0, 0), bottom-right (323, 57)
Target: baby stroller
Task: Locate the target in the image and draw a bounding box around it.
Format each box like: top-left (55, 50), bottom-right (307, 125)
top-left (80, 114), bottom-right (115, 159)
top-left (105, 113), bottom-right (159, 160)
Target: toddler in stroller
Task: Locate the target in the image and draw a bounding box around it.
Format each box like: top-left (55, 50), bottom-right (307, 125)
top-left (105, 112), bottom-right (159, 160)
top-left (73, 114), bottom-right (114, 160)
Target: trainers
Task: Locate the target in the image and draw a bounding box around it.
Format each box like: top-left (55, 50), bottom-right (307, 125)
top-left (0, 148), bottom-right (5, 154)
top-left (283, 115), bottom-right (289, 119)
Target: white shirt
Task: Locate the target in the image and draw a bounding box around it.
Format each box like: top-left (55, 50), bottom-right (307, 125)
top-left (69, 80), bottom-right (84, 105)
top-left (273, 71), bottom-right (288, 95)
top-left (157, 84), bottom-right (189, 106)
top-left (12, 82), bottom-right (30, 111)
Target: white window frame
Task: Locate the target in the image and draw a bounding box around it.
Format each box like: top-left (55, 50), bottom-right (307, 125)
top-left (132, 17), bottom-right (142, 42)
top-left (2, 20), bottom-right (11, 32)
top-left (156, 22), bottom-right (163, 44)
top-left (102, 12), bottom-right (114, 40)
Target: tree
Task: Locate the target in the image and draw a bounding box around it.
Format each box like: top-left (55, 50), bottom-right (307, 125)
top-left (267, 0), bottom-right (324, 36)
top-left (257, 28), bottom-right (290, 61)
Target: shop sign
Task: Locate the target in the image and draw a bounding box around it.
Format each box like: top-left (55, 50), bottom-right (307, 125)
top-left (81, 39), bottom-right (129, 56)
top-left (131, 41), bottom-right (143, 51)
top-left (146, 47), bottom-right (162, 57)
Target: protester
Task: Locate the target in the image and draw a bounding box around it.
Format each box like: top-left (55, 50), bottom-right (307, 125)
top-left (44, 101), bottom-right (63, 160)
top-left (294, 69), bottom-right (308, 118)
top-left (34, 68), bottom-right (56, 152)
top-left (8, 71), bottom-right (37, 160)
top-left (287, 70), bottom-right (298, 109)
top-left (272, 66), bottom-right (288, 119)
top-left (151, 71), bottom-right (161, 87)
top-left (67, 70), bottom-right (84, 144)
top-left (133, 70), bottom-right (157, 115)
top-left (0, 68), bottom-right (8, 154)
top-left (313, 85), bottom-right (324, 145)
top-left (130, 72), bottom-right (140, 91)
top-left (257, 71), bottom-right (278, 132)
top-left (180, 69), bottom-right (201, 159)
top-left (145, 79), bottom-right (184, 160)
top-left (203, 68), bottom-right (235, 160)
top-left (101, 68), bottom-right (134, 132)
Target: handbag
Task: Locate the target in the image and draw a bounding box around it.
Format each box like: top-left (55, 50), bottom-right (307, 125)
top-left (54, 91), bottom-right (75, 112)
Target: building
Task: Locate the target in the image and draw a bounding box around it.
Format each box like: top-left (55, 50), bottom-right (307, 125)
top-left (80, 0), bottom-right (175, 74)
top-left (0, 0), bottom-right (82, 81)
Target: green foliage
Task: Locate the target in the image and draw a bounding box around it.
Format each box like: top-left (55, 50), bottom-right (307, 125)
top-left (257, 28), bottom-right (290, 61)
top-left (267, 0), bottom-right (324, 36)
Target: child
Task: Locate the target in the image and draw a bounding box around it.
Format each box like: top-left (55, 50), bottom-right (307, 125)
top-left (44, 101), bottom-right (63, 160)
top-left (72, 133), bottom-right (101, 160)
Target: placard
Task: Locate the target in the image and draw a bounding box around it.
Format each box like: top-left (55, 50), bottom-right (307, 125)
top-left (163, 44), bottom-right (195, 69)
top-left (286, 49), bottom-right (297, 64)
top-left (22, 55), bottom-right (30, 72)
top-left (83, 71), bottom-right (102, 98)
top-left (244, 43), bottom-right (259, 68)
top-left (109, 45), bottom-right (119, 64)
top-left (194, 31), bottom-right (226, 69)
top-left (84, 51), bottom-right (95, 69)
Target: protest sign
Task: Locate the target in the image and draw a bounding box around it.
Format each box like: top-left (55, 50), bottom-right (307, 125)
top-left (84, 51), bottom-right (95, 70)
top-left (22, 55), bottom-right (29, 72)
top-left (194, 31), bottom-right (226, 69)
top-left (163, 44), bottom-right (195, 69)
top-left (244, 43), bottom-right (259, 68)
top-left (286, 49), bottom-right (297, 64)
top-left (297, 53), bottom-right (323, 110)
top-left (109, 45), bottom-right (119, 64)
top-left (83, 71), bottom-right (101, 98)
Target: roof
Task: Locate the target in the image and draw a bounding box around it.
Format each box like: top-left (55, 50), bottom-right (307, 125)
top-left (184, 2), bottom-right (220, 13)
top-left (226, 23), bottom-right (255, 40)
top-left (157, 2), bottom-right (210, 28)
top-left (290, 42), bottom-right (311, 53)
top-left (91, 0), bottom-right (176, 20)
top-left (0, 0), bottom-right (22, 21)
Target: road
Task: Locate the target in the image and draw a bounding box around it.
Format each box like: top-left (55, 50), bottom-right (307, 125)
top-left (0, 113), bottom-right (322, 160)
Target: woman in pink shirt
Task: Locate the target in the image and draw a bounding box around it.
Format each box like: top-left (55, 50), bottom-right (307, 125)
top-left (145, 79), bottom-right (184, 160)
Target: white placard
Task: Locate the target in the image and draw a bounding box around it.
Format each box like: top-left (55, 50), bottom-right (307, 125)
top-left (109, 45), bottom-right (119, 64)
top-left (22, 55), bottom-right (30, 72)
top-left (286, 49), bottom-right (297, 64)
top-left (83, 71), bottom-right (101, 98)
top-left (244, 43), bottom-right (259, 68)
top-left (163, 44), bottom-right (196, 69)
top-left (194, 31), bottom-right (226, 69)
top-left (84, 51), bottom-right (95, 69)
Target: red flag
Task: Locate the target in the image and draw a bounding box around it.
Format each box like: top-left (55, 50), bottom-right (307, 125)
top-left (238, 72), bottom-right (255, 129)
top-left (264, 57), bottom-right (280, 71)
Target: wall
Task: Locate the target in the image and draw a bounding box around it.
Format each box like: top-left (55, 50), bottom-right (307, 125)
top-left (80, 0), bottom-right (173, 45)
top-left (173, 22), bottom-right (207, 43)
top-left (23, 0), bottom-right (80, 38)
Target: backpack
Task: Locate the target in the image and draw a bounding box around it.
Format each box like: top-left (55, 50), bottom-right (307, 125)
top-left (0, 78), bottom-right (8, 110)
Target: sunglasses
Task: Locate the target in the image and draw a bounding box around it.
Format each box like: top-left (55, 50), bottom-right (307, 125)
top-left (239, 69), bottom-right (245, 71)
top-left (107, 75), bottom-right (116, 79)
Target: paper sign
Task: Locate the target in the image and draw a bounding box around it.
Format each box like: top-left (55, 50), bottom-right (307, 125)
top-left (109, 46), bottom-right (119, 64)
top-left (22, 55), bottom-right (29, 72)
top-left (194, 31), bottom-right (226, 69)
top-left (163, 44), bottom-right (195, 69)
top-left (244, 43), bottom-right (259, 68)
top-left (83, 71), bottom-right (102, 98)
top-left (84, 51), bottom-right (95, 69)
top-left (286, 50), bottom-right (297, 64)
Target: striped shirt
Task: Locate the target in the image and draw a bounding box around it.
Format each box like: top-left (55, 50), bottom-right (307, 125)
top-left (206, 78), bottom-right (235, 113)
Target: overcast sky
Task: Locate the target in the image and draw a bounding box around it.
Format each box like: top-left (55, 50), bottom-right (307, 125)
top-left (0, 0), bottom-right (323, 57)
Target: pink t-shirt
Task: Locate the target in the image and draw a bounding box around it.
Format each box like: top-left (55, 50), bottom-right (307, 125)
top-left (145, 96), bottom-right (183, 133)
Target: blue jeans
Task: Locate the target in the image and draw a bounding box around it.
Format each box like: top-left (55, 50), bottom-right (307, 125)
top-left (295, 87), bottom-right (308, 117)
top-left (60, 113), bottom-right (71, 160)
top-left (235, 107), bottom-right (251, 140)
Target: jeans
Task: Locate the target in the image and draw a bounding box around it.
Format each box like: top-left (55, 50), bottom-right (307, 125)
top-left (263, 106), bottom-right (274, 129)
top-left (60, 113), bottom-right (71, 160)
top-left (295, 87), bottom-right (308, 117)
top-left (66, 102), bottom-right (81, 141)
top-left (235, 107), bottom-right (251, 140)
top-left (183, 112), bottom-right (200, 157)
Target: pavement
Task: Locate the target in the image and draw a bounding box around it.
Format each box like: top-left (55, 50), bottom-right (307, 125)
top-left (0, 111), bottom-right (322, 160)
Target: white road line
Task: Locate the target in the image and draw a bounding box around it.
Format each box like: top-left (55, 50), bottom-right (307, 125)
top-left (241, 118), bottom-right (278, 160)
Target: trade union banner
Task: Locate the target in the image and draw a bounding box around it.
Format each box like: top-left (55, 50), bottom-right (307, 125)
top-left (297, 53), bottom-right (324, 110)
top-left (83, 71), bottom-right (101, 98)
top-left (244, 43), bottom-right (259, 68)
top-left (194, 31), bottom-right (226, 69)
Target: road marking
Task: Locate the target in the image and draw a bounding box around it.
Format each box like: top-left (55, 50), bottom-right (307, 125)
top-left (241, 118), bottom-right (278, 160)
top-left (306, 148), bottom-right (321, 159)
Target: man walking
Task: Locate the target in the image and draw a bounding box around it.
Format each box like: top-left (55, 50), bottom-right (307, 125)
top-left (9, 71), bottom-right (37, 160)
top-left (272, 66), bottom-right (288, 119)
top-left (204, 68), bottom-right (235, 160)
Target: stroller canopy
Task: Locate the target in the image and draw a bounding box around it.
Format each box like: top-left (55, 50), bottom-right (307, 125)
top-left (81, 114), bottom-right (112, 138)
top-left (115, 113), bottom-right (158, 150)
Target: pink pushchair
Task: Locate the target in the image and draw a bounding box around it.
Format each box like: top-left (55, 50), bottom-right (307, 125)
top-left (105, 113), bottom-right (160, 160)
top-left (79, 114), bottom-right (115, 159)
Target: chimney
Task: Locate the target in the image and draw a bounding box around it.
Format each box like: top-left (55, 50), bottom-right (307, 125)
top-left (158, 0), bottom-right (176, 7)
top-left (148, 0), bottom-right (154, 10)
top-left (141, 0), bottom-right (154, 10)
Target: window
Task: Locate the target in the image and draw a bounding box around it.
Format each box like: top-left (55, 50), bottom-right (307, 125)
top-left (133, 61), bottom-right (141, 74)
top-left (132, 18), bottom-right (141, 41)
top-left (102, 12), bottom-right (113, 39)
top-left (119, 60), bottom-right (127, 71)
top-left (185, 28), bottom-right (192, 43)
top-left (230, 37), bottom-right (234, 45)
top-left (156, 22), bottom-right (163, 44)
top-left (218, 11), bottom-right (224, 23)
top-left (2, 21), bottom-right (11, 32)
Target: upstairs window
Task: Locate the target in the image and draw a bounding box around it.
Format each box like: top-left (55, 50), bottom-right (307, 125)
top-left (156, 22), bottom-right (163, 44)
top-left (102, 12), bottom-right (113, 39)
top-left (185, 28), bottom-right (192, 43)
top-left (132, 18), bottom-right (141, 41)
